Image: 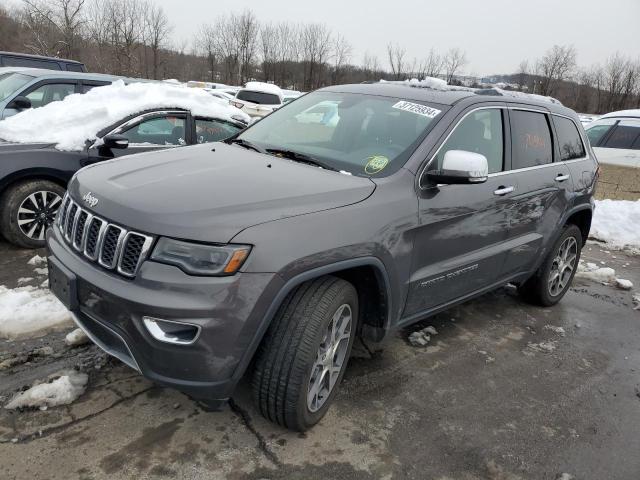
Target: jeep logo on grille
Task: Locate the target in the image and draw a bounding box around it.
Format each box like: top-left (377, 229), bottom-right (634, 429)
top-left (82, 191), bottom-right (99, 208)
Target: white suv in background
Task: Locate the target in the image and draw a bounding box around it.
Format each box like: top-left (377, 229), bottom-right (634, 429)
top-left (585, 110), bottom-right (640, 167)
top-left (230, 82), bottom-right (283, 118)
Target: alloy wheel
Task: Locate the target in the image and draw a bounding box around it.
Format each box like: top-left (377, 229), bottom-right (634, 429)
top-left (307, 303), bottom-right (352, 413)
top-left (17, 191), bottom-right (62, 241)
top-left (548, 236), bottom-right (577, 297)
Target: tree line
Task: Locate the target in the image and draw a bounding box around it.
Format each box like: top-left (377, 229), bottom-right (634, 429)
top-left (1, 1), bottom-right (638, 113)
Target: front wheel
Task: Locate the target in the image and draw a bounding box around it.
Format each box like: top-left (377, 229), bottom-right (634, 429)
top-left (0, 179), bottom-right (65, 248)
top-left (519, 224), bottom-right (582, 306)
top-left (252, 276), bottom-right (358, 431)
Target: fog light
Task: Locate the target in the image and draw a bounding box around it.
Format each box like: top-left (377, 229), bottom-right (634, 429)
top-left (142, 317), bottom-right (201, 345)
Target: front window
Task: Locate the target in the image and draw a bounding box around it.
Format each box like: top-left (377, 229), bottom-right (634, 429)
top-left (236, 90), bottom-right (281, 105)
top-left (0, 72), bottom-right (34, 102)
top-left (118, 115), bottom-right (186, 146)
top-left (585, 119), bottom-right (617, 146)
top-left (236, 91), bottom-right (445, 176)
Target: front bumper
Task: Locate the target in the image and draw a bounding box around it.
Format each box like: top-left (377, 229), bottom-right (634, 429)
top-left (47, 226), bottom-right (282, 405)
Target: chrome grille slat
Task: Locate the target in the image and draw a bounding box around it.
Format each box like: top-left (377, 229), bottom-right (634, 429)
top-left (57, 198), bottom-right (153, 278)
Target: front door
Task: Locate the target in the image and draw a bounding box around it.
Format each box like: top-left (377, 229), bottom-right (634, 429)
top-left (404, 106), bottom-right (517, 318)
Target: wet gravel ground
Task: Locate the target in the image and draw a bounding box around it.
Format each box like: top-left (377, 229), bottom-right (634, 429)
top-left (0, 239), bottom-right (639, 480)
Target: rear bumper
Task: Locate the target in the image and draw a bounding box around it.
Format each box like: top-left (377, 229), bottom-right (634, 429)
top-left (47, 226), bottom-right (283, 404)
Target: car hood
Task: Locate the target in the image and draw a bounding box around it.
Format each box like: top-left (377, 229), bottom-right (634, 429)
top-left (69, 142), bottom-right (376, 243)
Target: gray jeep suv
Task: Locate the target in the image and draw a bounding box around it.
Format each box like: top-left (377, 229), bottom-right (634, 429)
top-left (46, 83), bottom-right (598, 431)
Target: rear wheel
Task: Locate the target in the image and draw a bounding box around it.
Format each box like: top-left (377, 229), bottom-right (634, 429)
top-left (252, 276), bottom-right (358, 431)
top-left (0, 180), bottom-right (65, 248)
top-left (519, 224), bottom-right (582, 306)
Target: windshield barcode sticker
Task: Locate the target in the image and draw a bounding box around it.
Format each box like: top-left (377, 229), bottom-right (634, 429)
top-left (392, 101), bottom-right (441, 118)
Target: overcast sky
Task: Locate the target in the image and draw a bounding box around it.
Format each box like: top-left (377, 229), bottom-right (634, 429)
top-left (154, 0), bottom-right (639, 76)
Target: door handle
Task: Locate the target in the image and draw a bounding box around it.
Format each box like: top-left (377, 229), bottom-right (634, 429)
top-left (493, 186), bottom-right (514, 196)
top-left (555, 174), bottom-right (570, 182)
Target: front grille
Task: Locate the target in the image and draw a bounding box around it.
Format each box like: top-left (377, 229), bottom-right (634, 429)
top-left (56, 193), bottom-right (153, 278)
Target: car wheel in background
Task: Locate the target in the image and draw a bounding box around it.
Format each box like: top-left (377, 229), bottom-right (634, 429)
top-left (252, 275), bottom-right (358, 431)
top-left (0, 179), bottom-right (65, 249)
top-left (519, 224), bottom-right (582, 306)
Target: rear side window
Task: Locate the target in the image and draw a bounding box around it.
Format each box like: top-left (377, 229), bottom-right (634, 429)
top-left (236, 90), bottom-right (280, 105)
top-left (435, 108), bottom-right (504, 173)
top-left (554, 116), bottom-right (586, 160)
top-left (66, 64), bottom-right (85, 72)
top-left (1, 56), bottom-right (62, 70)
top-left (510, 110), bottom-right (553, 169)
top-left (602, 119), bottom-right (640, 150)
top-left (80, 82), bottom-right (110, 93)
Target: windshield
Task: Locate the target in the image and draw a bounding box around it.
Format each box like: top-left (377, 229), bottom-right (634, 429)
top-left (236, 90), bottom-right (281, 105)
top-left (0, 72), bottom-right (34, 103)
top-left (237, 91), bottom-right (445, 176)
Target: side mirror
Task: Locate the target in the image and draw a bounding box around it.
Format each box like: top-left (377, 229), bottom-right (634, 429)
top-left (102, 134), bottom-right (129, 150)
top-left (7, 95), bottom-right (32, 110)
top-left (426, 150), bottom-right (489, 184)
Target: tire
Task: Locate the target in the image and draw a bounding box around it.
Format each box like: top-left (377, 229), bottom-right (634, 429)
top-left (519, 224), bottom-right (583, 306)
top-left (252, 275), bottom-right (358, 431)
top-left (0, 179), bottom-right (65, 249)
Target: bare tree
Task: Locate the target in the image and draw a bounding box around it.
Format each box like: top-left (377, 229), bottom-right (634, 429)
top-left (444, 48), bottom-right (467, 83)
top-left (143, 3), bottom-right (171, 79)
top-left (387, 43), bottom-right (406, 80)
top-left (535, 44), bottom-right (576, 96)
top-left (331, 34), bottom-right (352, 84)
top-left (196, 23), bottom-right (219, 82)
top-left (233, 9), bottom-right (259, 84)
top-left (259, 22), bottom-right (280, 82)
top-left (300, 23), bottom-right (332, 90)
top-left (22, 0), bottom-right (86, 58)
top-left (362, 52), bottom-right (380, 81)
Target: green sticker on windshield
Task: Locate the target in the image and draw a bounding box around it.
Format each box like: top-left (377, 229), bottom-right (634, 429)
top-left (365, 155), bottom-right (389, 174)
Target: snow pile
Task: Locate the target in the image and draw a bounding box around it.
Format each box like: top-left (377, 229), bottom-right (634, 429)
top-left (381, 77), bottom-right (449, 91)
top-left (576, 262), bottom-right (616, 283)
top-left (491, 88), bottom-right (562, 105)
top-left (633, 294), bottom-right (640, 310)
top-left (243, 81), bottom-right (283, 98)
top-left (0, 285), bottom-right (72, 340)
top-left (65, 328), bottom-right (90, 347)
top-left (4, 370), bottom-right (88, 409)
top-left (527, 341), bottom-right (557, 353)
top-left (591, 200), bottom-right (640, 251)
top-left (408, 325), bottom-right (438, 346)
top-left (0, 80), bottom-right (250, 151)
top-left (27, 255), bottom-right (46, 266)
top-left (543, 325), bottom-right (566, 336)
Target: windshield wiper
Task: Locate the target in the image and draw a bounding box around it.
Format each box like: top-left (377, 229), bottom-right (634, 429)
top-left (225, 137), bottom-right (264, 153)
top-left (265, 148), bottom-right (339, 172)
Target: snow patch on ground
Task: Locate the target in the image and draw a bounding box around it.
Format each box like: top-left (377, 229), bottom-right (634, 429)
top-left (576, 261), bottom-right (616, 283)
top-left (614, 278), bottom-right (634, 290)
top-left (591, 200), bottom-right (640, 252)
top-left (0, 80), bottom-right (249, 151)
top-left (543, 325), bottom-right (566, 336)
top-left (0, 285), bottom-right (72, 340)
top-left (408, 325), bottom-right (438, 346)
top-left (17, 277), bottom-right (33, 285)
top-left (4, 370), bottom-right (88, 409)
top-left (27, 255), bottom-right (46, 266)
top-left (527, 341), bottom-right (558, 353)
top-left (65, 328), bottom-right (89, 347)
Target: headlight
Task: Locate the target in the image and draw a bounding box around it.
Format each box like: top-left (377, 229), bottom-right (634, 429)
top-left (150, 238), bottom-right (251, 276)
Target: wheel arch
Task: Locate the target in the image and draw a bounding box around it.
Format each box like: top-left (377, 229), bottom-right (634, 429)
top-left (0, 169), bottom-right (69, 199)
top-left (564, 206), bottom-right (593, 246)
top-left (230, 257), bottom-right (393, 385)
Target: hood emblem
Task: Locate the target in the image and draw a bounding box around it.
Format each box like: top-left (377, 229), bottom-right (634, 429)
top-left (82, 191), bottom-right (99, 208)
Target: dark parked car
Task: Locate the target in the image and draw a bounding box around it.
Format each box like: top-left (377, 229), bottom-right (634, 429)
top-left (0, 51), bottom-right (86, 72)
top-left (0, 67), bottom-right (129, 119)
top-left (0, 89), bottom-right (248, 247)
top-left (47, 82), bottom-right (598, 431)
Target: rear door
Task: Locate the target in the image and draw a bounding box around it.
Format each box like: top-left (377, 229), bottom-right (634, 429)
top-left (405, 105), bottom-right (518, 317)
top-left (501, 108), bottom-right (573, 277)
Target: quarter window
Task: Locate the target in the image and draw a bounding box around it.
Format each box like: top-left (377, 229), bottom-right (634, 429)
top-left (510, 110), bottom-right (553, 169)
top-left (435, 109), bottom-right (504, 173)
top-left (554, 116), bottom-right (586, 160)
top-left (602, 119), bottom-right (640, 150)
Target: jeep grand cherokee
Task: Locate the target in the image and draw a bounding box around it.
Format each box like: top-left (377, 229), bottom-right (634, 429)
top-left (47, 82), bottom-right (598, 431)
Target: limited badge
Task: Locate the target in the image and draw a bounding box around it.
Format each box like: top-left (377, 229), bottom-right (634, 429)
top-left (365, 155), bottom-right (389, 174)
